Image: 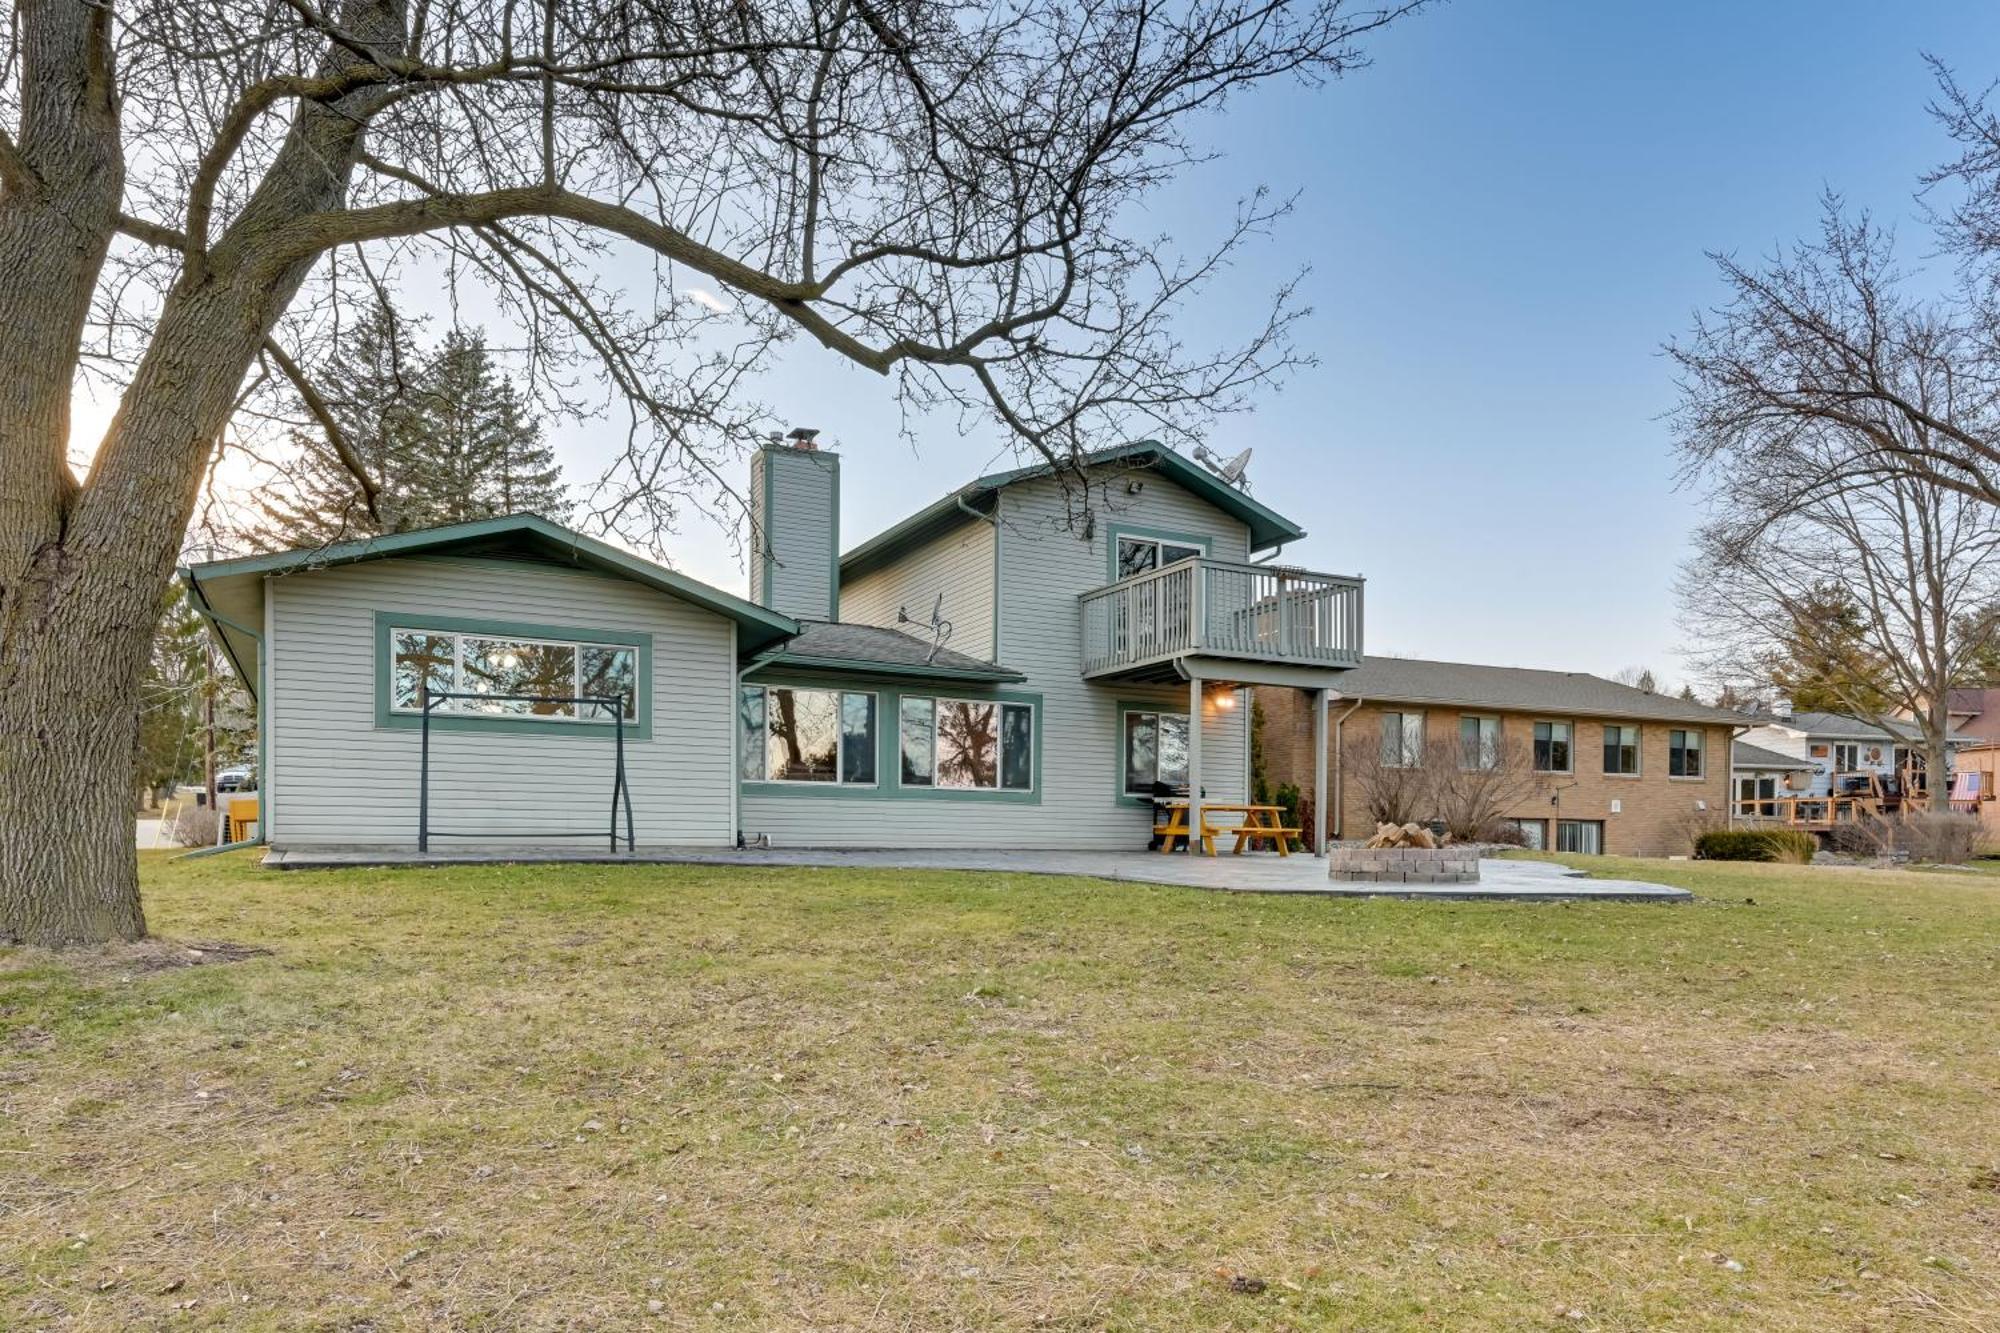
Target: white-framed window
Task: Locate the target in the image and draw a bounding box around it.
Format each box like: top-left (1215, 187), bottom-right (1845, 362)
top-left (1533, 720), bottom-right (1572, 773)
top-left (391, 627), bottom-right (637, 721)
top-left (900, 696), bottom-right (1034, 791)
top-left (1669, 728), bottom-right (1704, 778)
top-left (1459, 714), bottom-right (1500, 770)
top-left (1603, 723), bottom-right (1640, 775)
top-left (738, 686), bottom-right (877, 784)
top-left (1500, 817), bottom-right (1547, 850)
top-left (1115, 535), bottom-right (1207, 579)
top-left (1122, 709), bottom-right (1191, 797)
top-left (1381, 710), bottom-right (1426, 768)
top-left (1832, 741), bottom-right (1860, 772)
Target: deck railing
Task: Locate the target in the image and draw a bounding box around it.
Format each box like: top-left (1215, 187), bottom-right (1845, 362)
top-left (1078, 557), bottom-right (1363, 676)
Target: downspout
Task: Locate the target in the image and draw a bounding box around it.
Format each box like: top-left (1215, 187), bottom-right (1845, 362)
top-left (1330, 696), bottom-right (1365, 840)
top-left (1728, 725), bottom-right (1749, 831)
top-left (180, 569), bottom-right (268, 850)
top-left (956, 493), bottom-right (1000, 655)
top-left (1252, 541), bottom-right (1289, 565)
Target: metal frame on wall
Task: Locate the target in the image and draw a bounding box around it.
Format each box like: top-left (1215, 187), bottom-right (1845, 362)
top-left (417, 689), bottom-right (635, 853)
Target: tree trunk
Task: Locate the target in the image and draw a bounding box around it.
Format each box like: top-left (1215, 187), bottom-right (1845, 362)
top-left (0, 588), bottom-right (150, 944)
top-left (0, 0), bottom-right (408, 944)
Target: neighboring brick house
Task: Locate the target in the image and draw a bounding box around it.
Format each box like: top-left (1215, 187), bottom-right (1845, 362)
top-left (1258, 659), bottom-right (1743, 857)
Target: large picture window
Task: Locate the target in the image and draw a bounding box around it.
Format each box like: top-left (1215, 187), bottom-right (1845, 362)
top-left (391, 627), bottom-right (637, 722)
top-left (738, 686), bottom-right (877, 784)
top-left (901, 696), bottom-right (1035, 791)
top-left (1123, 709), bottom-right (1191, 797)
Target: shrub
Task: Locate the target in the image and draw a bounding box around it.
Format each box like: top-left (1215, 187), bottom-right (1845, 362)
top-left (1824, 811), bottom-right (1980, 863)
top-left (1899, 812), bottom-right (1979, 864)
top-left (1695, 828), bottom-right (1817, 863)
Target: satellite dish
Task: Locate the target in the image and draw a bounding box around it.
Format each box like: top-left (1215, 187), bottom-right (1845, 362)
top-left (1194, 444), bottom-right (1254, 490)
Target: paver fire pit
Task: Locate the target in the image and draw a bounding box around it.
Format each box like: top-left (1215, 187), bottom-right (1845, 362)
top-left (1327, 845), bottom-right (1480, 885)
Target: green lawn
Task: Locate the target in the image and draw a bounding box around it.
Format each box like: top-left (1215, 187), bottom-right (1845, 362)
top-left (2, 853), bottom-right (1997, 1330)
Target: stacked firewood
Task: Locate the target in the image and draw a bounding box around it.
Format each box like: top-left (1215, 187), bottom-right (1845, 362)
top-left (1363, 821), bottom-right (1443, 850)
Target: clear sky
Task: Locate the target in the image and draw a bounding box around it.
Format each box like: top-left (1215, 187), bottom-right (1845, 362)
top-left (122, 1), bottom-right (2000, 685)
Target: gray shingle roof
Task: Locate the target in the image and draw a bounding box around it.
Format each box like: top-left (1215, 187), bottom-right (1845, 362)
top-left (1762, 711), bottom-right (1976, 745)
top-left (1732, 740), bottom-right (1812, 771)
top-left (1329, 656), bottom-right (1743, 725)
top-left (749, 621), bottom-right (1024, 682)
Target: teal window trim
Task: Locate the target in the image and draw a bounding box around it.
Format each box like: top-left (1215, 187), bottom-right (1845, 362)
top-left (738, 683), bottom-right (882, 789)
top-left (372, 610), bottom-right (653, 739)
top-left (1105, 523), bottom-right (1216, 583)
top-left (1115, 698), bottom-right (1192, 807)
top-left (740, 677), bottom-right (1042, 804)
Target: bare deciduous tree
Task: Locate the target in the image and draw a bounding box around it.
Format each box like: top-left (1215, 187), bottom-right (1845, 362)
top-left (1670, 61), bottom-right (2000, 798)
top-left (1677, 467), bottom-right (2000, 791)
top-left (1426, 734), bottom-right (1549, 842)
top-left (1342, 720), bottom-right (1548, 840)
top-left (0, 0), bottom-right (1424, 945)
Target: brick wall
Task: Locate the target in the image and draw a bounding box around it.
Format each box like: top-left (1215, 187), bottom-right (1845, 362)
top-left (1257, 690), bottom-right (1731, 858)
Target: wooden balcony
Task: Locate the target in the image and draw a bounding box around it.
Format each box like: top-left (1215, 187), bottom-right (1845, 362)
top-left (1078, 557), bottom-right (1363, 681)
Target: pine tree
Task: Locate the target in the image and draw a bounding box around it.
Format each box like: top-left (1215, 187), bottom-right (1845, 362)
top-left (410, 331), bottom-right (570, 524)
top-left (252, 313), bottom-right (569, 550)
top-left (251, 298), bottom-right (426, 549)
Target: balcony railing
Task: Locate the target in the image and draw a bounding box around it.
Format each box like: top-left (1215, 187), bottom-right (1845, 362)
top-left (1078, 557), bottom-right (1363, 677)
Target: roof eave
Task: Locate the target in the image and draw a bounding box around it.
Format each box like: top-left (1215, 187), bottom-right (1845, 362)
top-left (837, 441), bottom-right (1310, 577)
top-left (186, 514), bottom-right (800, 652)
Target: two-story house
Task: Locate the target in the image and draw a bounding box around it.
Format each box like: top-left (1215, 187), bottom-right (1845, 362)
top-left (184, 438), bottom-right (1362, 853)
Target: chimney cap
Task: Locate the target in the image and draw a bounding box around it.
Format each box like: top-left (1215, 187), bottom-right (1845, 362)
top-left (786, 426), bottom-right (820, 451)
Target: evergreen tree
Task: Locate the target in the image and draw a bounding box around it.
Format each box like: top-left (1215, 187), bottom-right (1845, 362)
top-left (251, 299), bottom-right (426, 549)
top-left (1762, 582), bottom-right (1897, 716)
top-left (412, 331), bottom-right (570, 524)
top-left (252, 312), bottom-right (568, 550)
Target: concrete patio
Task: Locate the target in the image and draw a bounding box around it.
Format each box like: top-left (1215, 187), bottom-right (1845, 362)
top-left (260, 845), bottom-right (1691, 901)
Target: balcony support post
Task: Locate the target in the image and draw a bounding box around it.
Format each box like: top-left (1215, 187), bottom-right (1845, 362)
top-left (1312, 686), bottom-right (1329, 856)
top-left (1187, 671), bottom-right (1204, 852)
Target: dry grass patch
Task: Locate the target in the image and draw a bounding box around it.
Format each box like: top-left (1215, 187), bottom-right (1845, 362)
top-left (0, 851), bottom-right (1997, 1330)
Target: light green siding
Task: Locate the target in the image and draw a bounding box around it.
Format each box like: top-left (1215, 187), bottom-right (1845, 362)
top-left (750, 445), bottom-right (840, 620)
top-left (267, 555), bottom-right (737, 848)
top-left (838, 512), bottom-right (998, 661)
top-left (744, 472), bottom-right (1253, 848)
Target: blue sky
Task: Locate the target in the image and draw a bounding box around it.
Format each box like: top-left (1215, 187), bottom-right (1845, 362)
top-left (322, 3), bottom-right (2000, 685)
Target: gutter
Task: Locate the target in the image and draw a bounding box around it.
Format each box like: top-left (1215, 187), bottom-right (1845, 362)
top-left (956, 494), bottom-right (1002, 656)
top-left (1728, 725), bottom-right (1749, 830)
top-left (179, 568), bottom-right (269, 852)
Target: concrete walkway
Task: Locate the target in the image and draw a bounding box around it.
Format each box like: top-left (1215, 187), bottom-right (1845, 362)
top-left (262, 845), bottom-right (1689, 901)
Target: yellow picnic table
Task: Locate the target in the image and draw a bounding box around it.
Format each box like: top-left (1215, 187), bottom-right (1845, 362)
top-left (1154, 802), bottom-right (1301, 857)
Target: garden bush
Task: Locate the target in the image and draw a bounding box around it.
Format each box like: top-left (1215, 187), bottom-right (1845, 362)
top-left (1695, 828), bottom-right (1818, 863)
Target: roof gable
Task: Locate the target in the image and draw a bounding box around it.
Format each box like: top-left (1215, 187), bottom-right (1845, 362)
top-left (841, 441), bottom-right (1306, 579)
top-left (184, 516), bottom-right (800, 695)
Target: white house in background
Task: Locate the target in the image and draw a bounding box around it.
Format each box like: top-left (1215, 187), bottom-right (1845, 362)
top-left (184, 439), bottom-right (1363, 855)
top-left (1732, 710), bottom-right (1973, 800)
